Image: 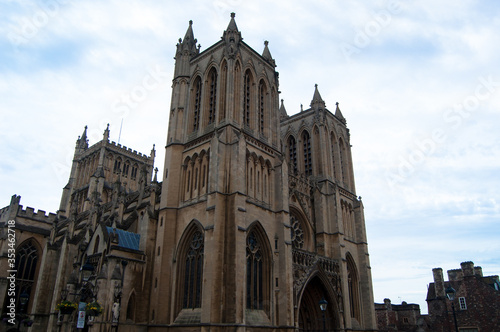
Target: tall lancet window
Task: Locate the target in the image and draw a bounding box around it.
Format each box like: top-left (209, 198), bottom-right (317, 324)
top-left (347, 254), bottom-right (361, 320)
top-left (15, 240), bottom-right (39, 308)
top-left (303, 131), bottom-right (312, 176)
top-left (243, 70), bottom-right (252, 127)
top-left (192, 77), bottom-right (202, 132)
top-left (330, 133), bottom-right (337, 180)
top-left (258, 80), bottom-right (266, 134)
top-left (219, 61), bottom-right (228, 122)
top-left (288, 136), bottom-right (298, 173)
top-left (246, 230), bottom-right (264, 310)
top-left (183, 230), bottom-right (204, 308)
top-left (208, 68), bottom-right (217, 125)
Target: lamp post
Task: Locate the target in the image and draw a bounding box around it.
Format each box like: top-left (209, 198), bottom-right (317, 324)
top-left (445, 286), bottom-right (459, 332)
top-left (78, 261), bottom-right (95, 330)
top-left (319, 298), bottom-right (328, 332)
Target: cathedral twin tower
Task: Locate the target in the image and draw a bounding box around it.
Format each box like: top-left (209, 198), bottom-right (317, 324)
top-left (0, 13), bottom-right (376, 332)
top-left (156, 13), bottom-right (376, 331)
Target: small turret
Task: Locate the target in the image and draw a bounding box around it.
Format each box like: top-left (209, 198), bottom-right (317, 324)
top-left (279, 99), bottom-right (288, 120)
top-left (103, 123), bottom-right (110, 142)
top-left (174, 20), bottom-right (199, 77)
top-left (76, 125), bottom-right (89, 151)
top-left (262, 40), bottom-right (276, 67)
top-left (335, 102), bottom-right (346, 124)
top-left (310, 84), bottom-right (326, 111)
top-left (222, 13), bottom-right (242, 59)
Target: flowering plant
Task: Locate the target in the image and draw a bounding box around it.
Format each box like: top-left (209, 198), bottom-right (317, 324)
top-left (85, 301), bottom-right (103, 316)
top-left (56, 300), bottom-right (78, 312)
top-left (56, 300), bottom-right (77, 311)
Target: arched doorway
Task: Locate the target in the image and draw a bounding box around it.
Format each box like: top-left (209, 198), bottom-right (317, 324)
top-left (298, 275), bottom-right (338, 331)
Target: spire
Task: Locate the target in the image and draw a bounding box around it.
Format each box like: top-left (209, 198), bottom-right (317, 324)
top-left (176, 20), bottom-right (199, 58)
top-left (226, 12), bottom-right (238, 33)
top-left (151, 144), bottom-right (156, 158)
top-left (76, 125), bottom-right (89, 150)
top-left (153, 167), bottom-right (158, 183)
top-left (262, 40), bottom-right (276, 67)
top-left (222, 12), bottom-right (242, 58)
top-left (335, 102), bottom-right (346, 124)
top-left (279, 99), bottom-right (288, 120)
top-left (103, 123), bottom-right (110, 141)
top-left (310, 84), bottom-right (326, 110)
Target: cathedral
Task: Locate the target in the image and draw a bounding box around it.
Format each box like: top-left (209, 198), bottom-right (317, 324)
top-left (0, 14), bottom-right (377, 331)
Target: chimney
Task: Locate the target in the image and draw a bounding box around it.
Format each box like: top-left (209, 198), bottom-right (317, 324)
top-left (461, 261), bottom-right (475, 277)
top-left (433, 268), bottom-right (445, 298)
top-left (474, 266), bottom-right (483, 277)
top-left (384, 298), bottom-right (392, 310)
top-left (447, 268), bottom-right (463, 281)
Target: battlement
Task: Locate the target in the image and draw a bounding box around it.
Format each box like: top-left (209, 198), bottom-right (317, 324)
top-left (109, 140), bottom-right (149, 159)
top-left (0, 195), bottom-right (56, 224)
top-left (17, 205), bottom-right (57, 223)
top-left (78, 132), bottom-right (153, 163)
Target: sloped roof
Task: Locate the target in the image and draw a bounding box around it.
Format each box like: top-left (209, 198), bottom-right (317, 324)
top-left (106, 226), bottom-right (140, 251)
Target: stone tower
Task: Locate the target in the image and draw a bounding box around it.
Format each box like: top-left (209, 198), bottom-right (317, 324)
top-left (152, 13), bottom-right (376, 332)
top-left (154, 13), bottom-right (291, 329)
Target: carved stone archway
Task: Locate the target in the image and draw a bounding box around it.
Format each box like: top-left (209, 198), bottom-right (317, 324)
top-left (299, 276), bottom-right (338, 331)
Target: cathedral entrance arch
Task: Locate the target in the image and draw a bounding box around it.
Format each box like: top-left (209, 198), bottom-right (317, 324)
top-left (298, 275), bottom-right (340, 332)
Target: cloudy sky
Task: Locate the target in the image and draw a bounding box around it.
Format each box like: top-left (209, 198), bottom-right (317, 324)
top-left (1, 0), bottom-right (499, 314)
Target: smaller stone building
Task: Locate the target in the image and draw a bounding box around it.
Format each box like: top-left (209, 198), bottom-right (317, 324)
top-left (375, 298), bottom-right (422, 332)
top-left (425, 261), bottom-right (500, 332)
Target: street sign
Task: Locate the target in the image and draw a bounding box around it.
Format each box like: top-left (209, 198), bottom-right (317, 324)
top-left (77, 302), bottom-right (86, 328)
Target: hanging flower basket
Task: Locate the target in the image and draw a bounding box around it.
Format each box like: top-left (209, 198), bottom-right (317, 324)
top-left (85, 302), bottom-right (103, 316)
top-left (56, 300), bottom-right (77, 314)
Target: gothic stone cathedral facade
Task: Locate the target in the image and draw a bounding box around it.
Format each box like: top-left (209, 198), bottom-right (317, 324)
top-left (0, 14), bottom-right (377, 332)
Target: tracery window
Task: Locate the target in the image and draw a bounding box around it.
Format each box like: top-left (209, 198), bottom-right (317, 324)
top-left (15, 240), bottom-right (39, 308)
top-left (246, 231), bottom-right (263, 310)
top-left (183, 231), bottom-right (204, 308)
top-left (303, 131), bottom-right (312, 176)
top-left (290, 215), bottom-right (304, 249)
top-left (288, 136), bottom-right (297, 173)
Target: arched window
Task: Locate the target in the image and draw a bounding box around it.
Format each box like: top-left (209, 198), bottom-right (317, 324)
top-left (207, 68), bottom-right (217, 125)
top-left (258, 80), bottom-right (266, 135)
top-left (302, 131), bottom-right (312, 176)
top-left (219, 61), bottom-right (228, 122)
top-left (330, 133), bottom-right (337, 180)
top-left (192, 77), bottom-right (202, 132)
top-left (339, 138), bottom-right (349, 187)
top-left (15, 240), bottom-right (39, 308)
top-left (246, 231), bottom-right (263, 309)
top-left (288, 136), bottom-right (297, 173)
top-left (182, 230), bottom-right (204, 309)
top-left (243, 70), bottom-right (253, 127)
top-left (347, 254), bottom-right (361, 321)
